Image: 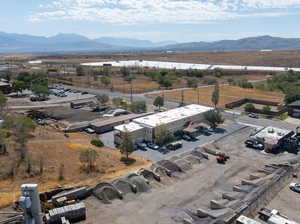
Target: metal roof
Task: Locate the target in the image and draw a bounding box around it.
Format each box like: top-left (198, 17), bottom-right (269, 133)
top-left (0, 81), bottom-right (10, 87)
top-left (90, 112), bottom-right (153, 128)
top-left (133, 104), bottom-right (212, 128)
top-left (253, 126), bottom-right (292, 142)
top-left (81, 60), bottom-right (300, 72)
top-left (115, 122), bottom-right (144, 132)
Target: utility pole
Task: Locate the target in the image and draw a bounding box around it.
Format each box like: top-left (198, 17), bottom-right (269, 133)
top-left (181, 89), bottom-right (184, 106)
top-left (130, 81), bottom-right (133, 103)
top-left (197, 87), bottom-right (200, 104)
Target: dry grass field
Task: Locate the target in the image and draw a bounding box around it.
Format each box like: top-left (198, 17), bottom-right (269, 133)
top-left (150, 85), bottom-right (284, 107)
top-left (0, 126), bottom-right (151, 209)
top-left (53, 73), bottom-right (269, 94)
top-left (14, 50), bottom-right (300, 67)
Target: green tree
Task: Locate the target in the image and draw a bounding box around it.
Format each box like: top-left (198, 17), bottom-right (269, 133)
top-left (245, 103), bottom-right (256, 113)
top-left (100, 76), bottom-right (111, 86)
top-left (0, 91), bottom-right (7, 113)
top-left (159, 76), bottom-right (173, 88)
top-left (187, 79), bottom-right (198, 88)
top-left (3, 115), bottom-right (37, 160)
top-left (120, 128), bottom-right (135, 159)
top-left (80, 149), bottom-right (99, 173)
top-left (211, 83), bottom-right (220, 108)
top-left (204, 110), bottom-right (224, 129)
top-left (155, 125), bottom-right (174, 146)
top-left (12, 81), bottom-right (27, 94)
top-left (203, 77), bottom-right (217, 85)
top-left (284, 86), bottom-right (300, 104)
top-left (96, 94), bottom-right (109, 105)
top-left (120, 67), bottom-right (130, 77)
top-left (0, 129), bottom-right (8, 155)
top-left (130, 101), bottom-right (146, 113)
top-left (31, 84), bottom-right (50, 98)
top-left (153, 96), bottom-right (164, 109)
top-left (262, 105), bottom-right (271, 114)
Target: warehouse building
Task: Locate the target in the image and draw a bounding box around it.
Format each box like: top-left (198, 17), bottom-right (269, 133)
top-left (114, 104), bottom-right (212, 145)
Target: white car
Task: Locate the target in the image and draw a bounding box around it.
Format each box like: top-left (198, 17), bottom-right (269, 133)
top-left (289, 183), bottom-right (300, 193)
top-left (103, 109), bottom-right (128, 117)
top-left (85, 128), bottom-right (96, 134)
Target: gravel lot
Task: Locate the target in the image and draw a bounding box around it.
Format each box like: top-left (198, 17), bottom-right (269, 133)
top-left (82, 127), bottom-right (298, 224)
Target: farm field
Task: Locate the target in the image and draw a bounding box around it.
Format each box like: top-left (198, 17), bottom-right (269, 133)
top-left (150, 85), bottom-right (284, 107)
top-left (0, 126), bottom-right (150, 209)
top-left (5, 50), bottom-right (300, 67)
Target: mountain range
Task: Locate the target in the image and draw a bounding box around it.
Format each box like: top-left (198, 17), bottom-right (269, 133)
top-left (1, 32), bottom-right (300, 54)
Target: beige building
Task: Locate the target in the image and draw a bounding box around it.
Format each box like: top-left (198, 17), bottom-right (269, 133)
top-left (114, 104), bottom-right (212, 145)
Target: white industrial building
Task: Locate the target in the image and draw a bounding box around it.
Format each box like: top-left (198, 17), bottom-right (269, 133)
top-left (250, 126), bottom-right (294, 150)
top-left (114, 104), bottom-right (212, 145)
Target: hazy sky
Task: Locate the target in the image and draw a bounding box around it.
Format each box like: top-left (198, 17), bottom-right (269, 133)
top-left (1, 0), bottom-right (300, 42)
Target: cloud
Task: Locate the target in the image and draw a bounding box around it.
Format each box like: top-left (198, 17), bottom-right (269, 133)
top-left (30, 0), bottom-right (300, 24)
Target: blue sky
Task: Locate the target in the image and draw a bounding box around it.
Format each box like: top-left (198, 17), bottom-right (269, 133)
top-left (1, 0), bottom-right (300, 42)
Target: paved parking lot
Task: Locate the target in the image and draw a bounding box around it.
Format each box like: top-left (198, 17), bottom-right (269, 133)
top-left (133, 123), bottom-right (244, 161)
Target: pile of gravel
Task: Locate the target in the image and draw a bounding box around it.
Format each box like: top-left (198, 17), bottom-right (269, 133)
top-left (184, 155), bottom-right (201, 165)
top-left (138, 169), bottom-right (161, 182)
top-left (93, 183), bottom-right (122, 203)
top-left (151, 165), bottom-right (172, 177)
top-left (112, 179), bottom-right (137, 194)
top-left (174, 159), bottom-right (192, 171)
top-left (126, 174), bottom-right (150, 193)
top-left (157, 160), bottom-right (183, 173)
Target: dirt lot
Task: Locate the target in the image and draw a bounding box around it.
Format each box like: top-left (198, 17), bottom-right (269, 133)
top-left (16, 50), bottom-right (300, 67)
top-left (0, 126), bottom-right (150, 209)
top-left (150, 85), bottom-right (284, 107)
top-left (82, 127), bottom-right (299, 224)
top-left (261, 183), bottom-right (300, 222)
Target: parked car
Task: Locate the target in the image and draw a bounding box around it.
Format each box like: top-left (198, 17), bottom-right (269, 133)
top-left (167, 141), bottom-right (183, 151)
top-left (30, 96), bottom-right (48, 102)
top-left (81, 91), bottom-right (89, 95)
top-left (85, 128), bottom-right (95, 134)
top-left (147, 142), bottom-right (160, 150)
top-left (248, 113), bottom-right (259, 119)
top-left (289, 183), bottom-right (300, 193)
top-left (136, 142), bottom-right (147, 151)
top-left (182, 134), bottom-right (192, 141)
top-left (92, 105), bottom-right (110, 112)
top-left (103, 109), bottom-right (129, 117)
top-left (158, 147), bottom-right (169, 154)
top-left (245, 139), bottom-right (264, 150)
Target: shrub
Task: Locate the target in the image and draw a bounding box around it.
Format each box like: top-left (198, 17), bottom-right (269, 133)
top-left (91, 139), bottom-right (104, 147)
top-left (245, 103), bottom-right (256, 113)
top-left (203, 77), bottom-right (217, 85)
top-left (262, 105), bottom-right (271, 114)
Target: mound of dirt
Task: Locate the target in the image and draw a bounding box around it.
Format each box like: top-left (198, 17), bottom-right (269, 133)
top-left (174, 159), bottom-right (192, 171)
top-left (126, 175), bottom-right (150, 193)
top-left (112, 179), bottom-right (136, 194)
top-left (93, 183), bottom-right (122, 203)
top-left (184, 155), bottom-right (201, 165)
top-left (157, 160), bottom-right (183, 173)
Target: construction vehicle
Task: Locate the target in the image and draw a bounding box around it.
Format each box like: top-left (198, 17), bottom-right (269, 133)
top-left (216, 153), bottom-right (230, 164)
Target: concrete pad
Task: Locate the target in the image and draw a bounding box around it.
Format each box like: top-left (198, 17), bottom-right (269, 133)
top-left (210, 199), bottom-right (228, 210)
top-left (222, 192), bottom-right (243, 201)
top-left (197, 207), bottom-right (235, 219)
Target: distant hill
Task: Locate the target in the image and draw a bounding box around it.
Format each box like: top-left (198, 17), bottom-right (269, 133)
top-left (162, 36), bottom-right (300, 51)
top-left (0, 32), bottom-right (300, 54)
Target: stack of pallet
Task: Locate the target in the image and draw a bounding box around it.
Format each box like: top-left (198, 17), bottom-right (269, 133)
top-left (45, 202), bottom-right (86, 224)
